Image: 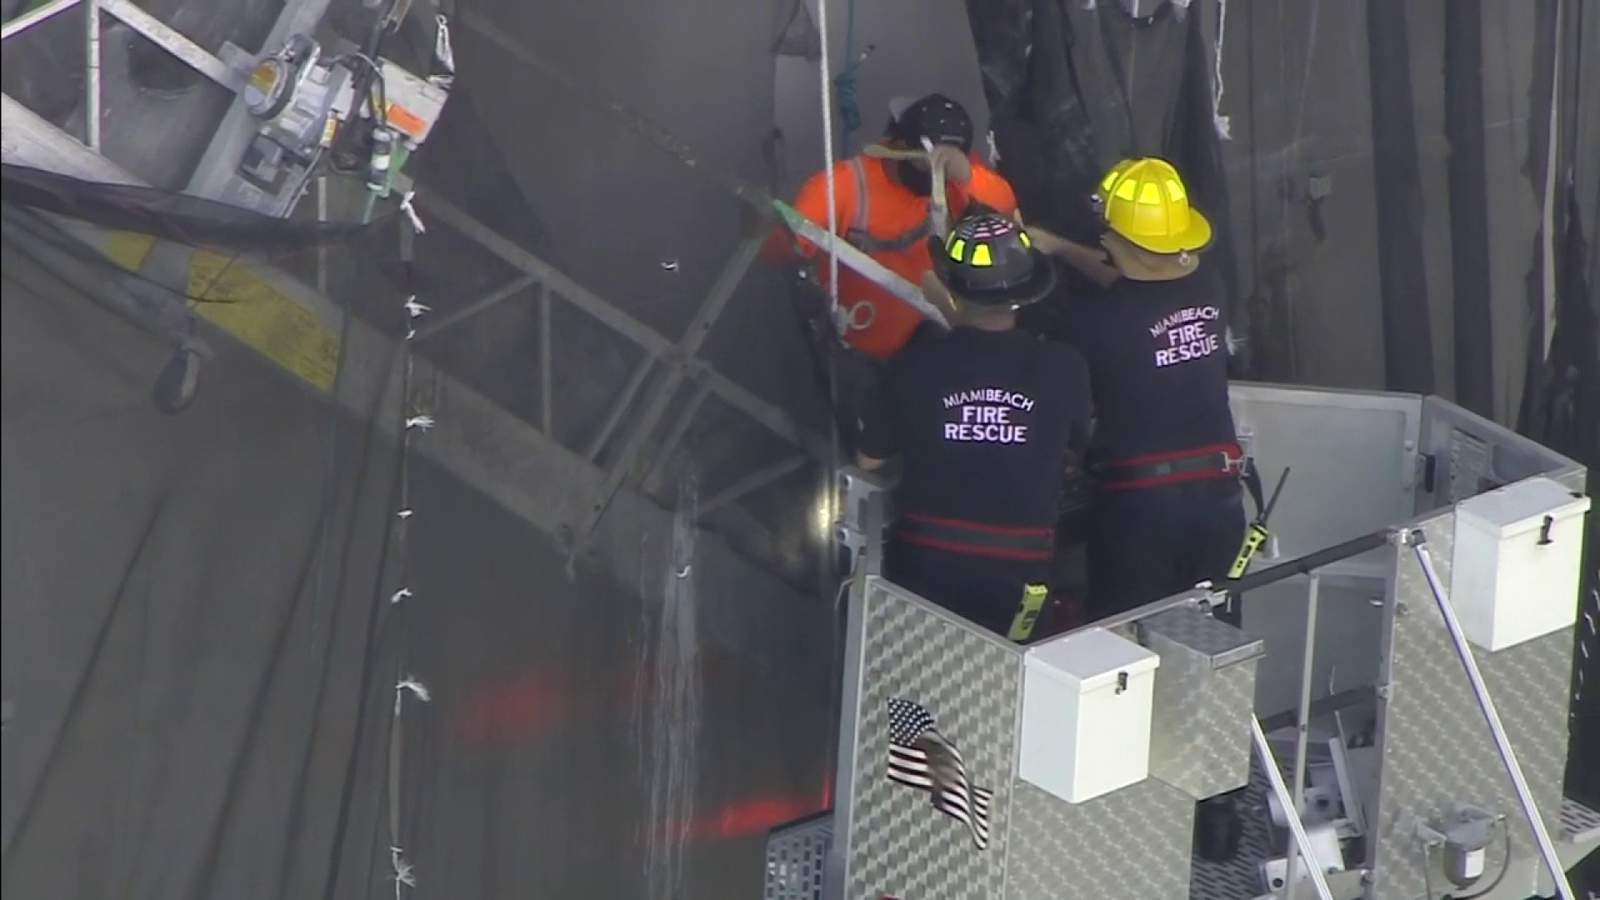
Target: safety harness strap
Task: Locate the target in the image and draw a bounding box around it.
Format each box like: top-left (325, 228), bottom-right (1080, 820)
top-left (1092, 442), bottom-right (1245, 491)
top-left (843, 158), bottom-right (933, 254)
top-left (896, 513), bottom-right (1055, 562)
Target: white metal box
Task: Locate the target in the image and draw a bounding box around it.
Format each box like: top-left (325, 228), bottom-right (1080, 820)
top-left (379, 58), bottom-right (449, 149)
top-left (1451, 477), bottom-right (1590, 651)
top-left (1019, 627), bottom-right (1161, 804)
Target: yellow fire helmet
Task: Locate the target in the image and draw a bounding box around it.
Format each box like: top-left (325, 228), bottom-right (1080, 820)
top-left (1091, 158), bottom-right (1138, 208)
top-left (1098, 158), bottom-right (1213, 255)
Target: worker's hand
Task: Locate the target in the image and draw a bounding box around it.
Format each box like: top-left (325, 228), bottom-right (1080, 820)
top-left (928, 144), bottom-right (973, 185)
top-left (920, 269), bottom-right (957, 320)
top-left (1024, 223), bottom-right (1066, 256)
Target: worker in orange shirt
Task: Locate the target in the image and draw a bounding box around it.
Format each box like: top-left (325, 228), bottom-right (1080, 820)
top-left (773, 93), bottom-right (1020, 360)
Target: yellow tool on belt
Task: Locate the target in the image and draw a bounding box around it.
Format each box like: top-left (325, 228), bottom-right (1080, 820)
top-left (1228, 523), bottom-right (1271, 579)
top-left (1008, 583), bottom-right (1050, 642)
top-left (1228, 463), bottom-right (1291, 579)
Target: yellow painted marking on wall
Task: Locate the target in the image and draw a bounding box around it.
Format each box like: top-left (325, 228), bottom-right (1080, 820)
top-left (189, 251), bottom-right (340, 392)
top-left (102, 231), bottom-right (157, 270)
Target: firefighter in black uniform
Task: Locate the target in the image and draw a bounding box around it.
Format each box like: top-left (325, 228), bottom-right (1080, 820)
top-left (1027, 158), bottom-right (1246, 619)
top-left (857, 212), bottom-right (1093, 637)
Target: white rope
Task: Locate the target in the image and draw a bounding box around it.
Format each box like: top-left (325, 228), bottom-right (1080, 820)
top-left (1211, 0), bottom-right (1232, 140)
top-left (395, 676), bottom-right (432, 715)
top-left (403, 295), bottom-right (429, 342)
top-left (816, 0), bottom-right (840, 325)
top-left (386, 274), bottom-right (429, 897)
top-left (433, 14), bottom-right (455, 77)
top-left (1539, 0), bottom-right (1561, 363)
top-left (814, 0), bottom-right (846, 575)
top-left (399, 191), bottom-right (427, 234)
top-left (390, 846), bottom-right (416, 898)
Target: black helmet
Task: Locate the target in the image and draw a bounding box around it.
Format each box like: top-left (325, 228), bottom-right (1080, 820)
top-left (887, 93), bottom-right (974, 154)
top-left (929, 213), bottom-right (1056, 308)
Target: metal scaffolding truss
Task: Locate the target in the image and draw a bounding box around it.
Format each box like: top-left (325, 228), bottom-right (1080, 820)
top-left (415, 191), bottom-right (824, 551)
top-left (3, 0), bottom-right (829, 568)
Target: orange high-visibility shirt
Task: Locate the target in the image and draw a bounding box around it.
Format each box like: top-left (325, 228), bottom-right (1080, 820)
top-left (771, 156), bottom-right (1019, 360)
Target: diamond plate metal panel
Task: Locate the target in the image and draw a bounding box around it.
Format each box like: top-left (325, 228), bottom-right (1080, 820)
top-left (1151, 658), bottom-right (1258, 802)
top-left (842, 582), bottom-right (1023, 900)
top-left (764, 814), bottom-right (833, 900)
top-left (1139, 608), bottom-right (1262, 800)
top-left (1370, 513), bottom-right (1575, 900)
top-left (1005, 777), bottom-right (1197, 900)
top-left (1140, 606), bottom-right (1266, 668)
top-left (1190, 754), bottom-right (1278, 900)
top-left (1139, 608), bottom-right (1261, 801)
top-left (1560, 798), bottom-right (1600, 843)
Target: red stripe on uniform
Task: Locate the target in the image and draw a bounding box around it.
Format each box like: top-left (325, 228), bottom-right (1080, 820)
top-left (1103, 442), bottom-right (1243, 469)
top-left (1098, 467), bottom-right (1237, 491)
top-left (898, 532), bottom-right (1054, 562)
top-left (901, 513), bottom-right (1054, 537)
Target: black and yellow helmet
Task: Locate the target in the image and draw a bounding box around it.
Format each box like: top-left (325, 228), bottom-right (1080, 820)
top-left (929, 212), bottom-right (1056, 307)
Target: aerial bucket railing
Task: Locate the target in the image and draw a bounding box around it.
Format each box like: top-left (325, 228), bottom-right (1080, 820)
top-left (764, 384), bottom-right (1593, 900)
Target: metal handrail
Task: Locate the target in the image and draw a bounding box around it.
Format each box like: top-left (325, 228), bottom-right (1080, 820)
top-left (1252, 716), bottom-right (1337, 900)
top-left (1285, 574), bottom-right (1321, 893)
top-left (1, 0), bottom-right (81, 40)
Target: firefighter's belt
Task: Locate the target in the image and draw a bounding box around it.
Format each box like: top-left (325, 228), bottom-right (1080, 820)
top-left (896, 513), bottom-right (1054, 562)
top-left (1092, 442), bottom-right (1245, 491)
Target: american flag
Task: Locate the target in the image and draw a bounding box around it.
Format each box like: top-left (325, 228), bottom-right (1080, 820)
top-left (886, 697), bottom-right (993, 850)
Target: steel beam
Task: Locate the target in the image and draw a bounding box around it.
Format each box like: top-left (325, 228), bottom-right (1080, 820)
top-left (568, 236), bottom-right (765, 548)
top-left (412, 274), bottom-right (538, 342)
top-left (642, 380), bottom-right (712, 493)
top-left (586, 235), bottom-right (761, 462)
top-left (584, 352), bottom-right (659, 460)
top-left (98, 0), bottom-right (243, 91)
top-left (1, 98), bottom-right (205, 357)
top-left (84, 0), bottom-right (99, 150)
top-left (19, 205), bottom-right (813, 634)
top-left (420, 192), bottom-right (672, 355)
top-left (1, 92), bottom-right (141, 184)
top-left (539, 283), bottom-right (553, 435)
top-left (417, 191), bottom-right (824, 459)
top-left (1, 0), bottom-right (79, 40)
top-left (697, 455), bottom-right (810, 518)
top-left (1, 206), bottom-right (196, 350)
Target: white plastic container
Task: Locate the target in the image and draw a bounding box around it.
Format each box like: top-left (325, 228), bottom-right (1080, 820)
top-left (1019, 627), bottom-right (1161, 804)
top-left (1451, 476), bottom-right (1590, 651)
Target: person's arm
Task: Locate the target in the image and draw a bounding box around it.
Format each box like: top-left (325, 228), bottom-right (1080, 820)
top-left (1048, 346), bottom-right (1096, 458)
top-left (1024, 224), bottom-right (1120, 288)
top-left (855, 366), bottom-right (900, 471)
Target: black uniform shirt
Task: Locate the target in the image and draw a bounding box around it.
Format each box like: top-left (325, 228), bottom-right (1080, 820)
top-left (1061, 265), bottom-right (1237, 461)
top-left (858, 327), bottom-right (1092, 528)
